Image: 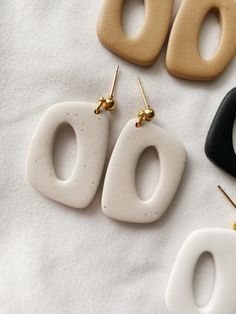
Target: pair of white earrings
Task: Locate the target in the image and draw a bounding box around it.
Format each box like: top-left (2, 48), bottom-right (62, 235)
top-left (166, 186), bottom-right (236, 314)
top-left (26, 66), bottom-right (186, 223)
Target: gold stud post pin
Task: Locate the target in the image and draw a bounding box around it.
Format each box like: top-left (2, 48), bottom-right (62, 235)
top-left (110, 65), bottom-right (119, 98)
top-left (94, 65), bottom-right (119, 115)
top-left (135, 76), bottom-right (155, 128)
top-left (218, 185), bottom-right (236, 230)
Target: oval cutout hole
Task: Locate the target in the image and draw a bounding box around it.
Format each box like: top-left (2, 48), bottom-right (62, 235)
top-left (53, 123), bottom-right (77, 181)
top-left (122, 0), bottom-right (145, 37)
top-left (199, 10), bottom-right (222, 60)
top-left (135, 146), bottom-right (160, 201)
top-left (232, 119), bottom-right (236, 154)
top-left (193, 252), bottom-right (215, 308)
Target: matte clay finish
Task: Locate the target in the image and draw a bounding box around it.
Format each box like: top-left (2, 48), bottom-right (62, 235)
top-left (97, 0), bottom-right (173, 66)
top-left (166, 228), bottom-right (236, 314)
top-left (26, 102), bottom-right (109, 208)
top-left (166, 0), bottom-right (236, 81)
top-left (205, 88), bottom-right (236, 177)
top-left (102, 119), bottom-right (186, 223)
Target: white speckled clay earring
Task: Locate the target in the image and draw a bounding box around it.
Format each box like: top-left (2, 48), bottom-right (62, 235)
top-left (166, 186), bottom-right (236, 314)
top-left (26, 66), bottom-right (119, 208)
top-left (101, 77), bottom-right (186, 223)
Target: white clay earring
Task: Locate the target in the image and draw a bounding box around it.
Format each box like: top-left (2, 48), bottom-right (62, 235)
top-left (166, 185), bottom-right (236, 314)
top-left (26, 66), bottom-right (119, 208)
top-left (101, 77), bottom-right (186, 223)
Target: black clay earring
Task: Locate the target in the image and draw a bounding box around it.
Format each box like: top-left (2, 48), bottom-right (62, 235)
top-left (205, 88), bottom-right (236, 177)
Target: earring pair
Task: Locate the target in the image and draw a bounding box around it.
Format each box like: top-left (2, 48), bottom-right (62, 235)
top-left (97, 0), bottom-right (236, 81)
top-left (26, 66), bottom-right (186, 224)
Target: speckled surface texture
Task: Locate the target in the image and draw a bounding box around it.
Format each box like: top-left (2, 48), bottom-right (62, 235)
top-left (26, 102), bottom-right (109, 208)
top-left (102, 119), bottom-right (186, 223)
top-left (1, 0), bottom-right (236, 313)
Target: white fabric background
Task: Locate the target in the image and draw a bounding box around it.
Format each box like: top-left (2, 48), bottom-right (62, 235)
top-left (1, 0), bottom-right (236, 313)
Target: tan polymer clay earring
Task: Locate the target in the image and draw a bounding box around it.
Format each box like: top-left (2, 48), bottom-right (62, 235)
top-left (97, 0), bottom-right (173, 66)
top-left (166, 0), bottom-right (236, 81)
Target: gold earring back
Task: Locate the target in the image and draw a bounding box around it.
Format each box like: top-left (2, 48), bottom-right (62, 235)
top-left (135, 76), bottom-right (155, 128)
top-left (94, 65), bottom-right (119, 115)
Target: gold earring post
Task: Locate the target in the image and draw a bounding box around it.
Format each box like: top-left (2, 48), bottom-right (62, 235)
top-left (218, 185), bottom-right (236, 209)
top-left (110, 65), bottom-right (119, 97)
top-left (135, 76), bottom-right (155, 128)
top-left (137, 76), bottom-right (149, 110)
top-left (94, 65), bottom-right (119, 115)
top-left (218, 185), bottom-right (236, 230)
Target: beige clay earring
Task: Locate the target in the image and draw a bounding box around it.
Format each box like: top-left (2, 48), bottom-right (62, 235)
top-left (97, 0), bottom-right (173, 66)
top-left (101, 77), bottom-right (186, 223)
top-left (26, 66), bottom-right (119, 209)
top-left (166, 0), bottom-right (236, 81)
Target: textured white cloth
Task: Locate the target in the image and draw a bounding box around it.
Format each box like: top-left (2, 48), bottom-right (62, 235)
top-left (1, 0), bottom-right (236, 313)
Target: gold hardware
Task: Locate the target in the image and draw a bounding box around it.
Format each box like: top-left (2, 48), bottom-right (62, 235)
top-left (218, 185), bottom-right (236, 230)
top-left (94, 65), bottom-right (119, 114)
top-left (218, 185), bottom-right (236, 208)
top-left (135, 76), bottom-right (155, 128)
top-left (233, 222), bottom-right (236, 231)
